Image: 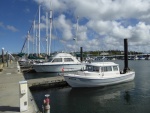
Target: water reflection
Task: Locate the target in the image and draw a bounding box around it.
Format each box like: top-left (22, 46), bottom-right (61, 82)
top-left (65, 82), bottom-right (135, 113)
top-left (31, 60), bottom-right (150, 113)
top-left (124, 91), bottom-right (131, 104)
top-left (69, 82), bottom-right (134, 99)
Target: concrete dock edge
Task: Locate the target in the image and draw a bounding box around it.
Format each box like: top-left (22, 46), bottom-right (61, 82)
top-left (0, 61), bottom-right (40, 113)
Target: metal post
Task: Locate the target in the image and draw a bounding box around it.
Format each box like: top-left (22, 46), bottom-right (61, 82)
top-left (6, 51), bottom-right (8, 67)
top-left (42, 105), bottom-right (44, 113)
top-left (17, 62), bottom-right (20, 73)
top-left (124, 39), bottom-right (130, 73)
top-left (43, 94), bottom-right (50, 113)
top-left (2, 48), bottom-right (4, 63)
top-left (80, 47), bottom-right (83, 62)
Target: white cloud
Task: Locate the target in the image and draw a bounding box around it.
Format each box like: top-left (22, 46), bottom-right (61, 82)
top-left (0, 22), bottom-right (18, 32)
top-left (24, 8), bottom-right (30, 13)
top-left (70, 0), bottom-right (150, 20)
top-left (34, 0), bottom-right (67, 11)
top-left (87, 20), bottom-right (150, 49)
top-left (54, 14), bottom-right (73, 40)
top-left (0, 22), bottom-right (4, 28)
top-left (33, 0), bottom-right (150, 52)
top-left (6, 25), bottom-right (18, 32)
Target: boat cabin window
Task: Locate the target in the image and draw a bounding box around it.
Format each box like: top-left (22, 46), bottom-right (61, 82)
top-left (52, 58), bottom-right (62, 62)
top-left (93, 66), bottom-right (99, 72)
top-left (48, 58), bottom-right (53, 62)
top-left (101, 66), bottom-right (112, 72)
top-left (86, 65), bottom-right (99, 72)
top-left (113, 66), bottom-right (118, 71)
top-left (64, 58), bottom-right (74, 62)
top-left (86, 65), bottom-right (93, 71)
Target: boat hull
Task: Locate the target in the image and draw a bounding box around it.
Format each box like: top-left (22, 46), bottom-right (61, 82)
top-left (32, 63), bottom-right (85, 73)
top-left (64, 71), bottom-right (135, 88)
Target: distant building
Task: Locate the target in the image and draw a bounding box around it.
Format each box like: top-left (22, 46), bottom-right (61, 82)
top-left (121, 51), bottom-right (124, 55)
top-left (100, 52), bottom-right (109, 56)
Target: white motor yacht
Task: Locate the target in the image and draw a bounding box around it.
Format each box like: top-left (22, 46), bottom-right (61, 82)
top-left (32, 52), bottom-right (85, 72)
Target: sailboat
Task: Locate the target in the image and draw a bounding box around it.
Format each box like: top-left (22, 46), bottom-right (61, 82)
top-left (32, 4), bottom-right (86, 73)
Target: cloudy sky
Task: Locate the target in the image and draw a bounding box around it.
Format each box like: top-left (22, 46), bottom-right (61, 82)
top-left (1, 0), bottom-right (150, 54)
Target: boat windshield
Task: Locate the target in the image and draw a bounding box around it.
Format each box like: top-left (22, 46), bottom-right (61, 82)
top-left (113, 66), bottom-right (119, 71)
top-left (64, 58), bottom-right (74, 62)
top-left (52, 58), bottom-right (62, 62)
top-left (48, 58), bottom-right (53, 62)
top-left (86, 65), bottom-right (99, 72)
top-left (101, 66), bottom-right (112, 72)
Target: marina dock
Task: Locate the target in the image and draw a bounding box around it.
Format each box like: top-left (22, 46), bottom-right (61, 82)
top-left (0, 61), bottom-right (39, 113)
top-left (27, 76), bottom-right (68, 90)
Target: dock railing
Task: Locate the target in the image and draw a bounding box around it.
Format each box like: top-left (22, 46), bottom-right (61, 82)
top-left (0, 53), bottom-right (15, 71)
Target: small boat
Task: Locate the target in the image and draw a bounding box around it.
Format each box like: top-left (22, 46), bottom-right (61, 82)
top-left (64, 39), bottom-right (135, 88)
top-left (134, 55), bottom-right (139, 60)
top-left (138, 56), bottom-right (145, 60)
top-left (32, 52), bottom-right (86, 73)
top-left (145, 56), bottom-right (150, 60)
top-left (64, 62), bottom-right (135, 88)
top-left (18, 56), bottom-right (32, 67)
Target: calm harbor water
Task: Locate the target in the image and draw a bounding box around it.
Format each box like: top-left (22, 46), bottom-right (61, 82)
top-left (26, 60), bottom-right (150, 113)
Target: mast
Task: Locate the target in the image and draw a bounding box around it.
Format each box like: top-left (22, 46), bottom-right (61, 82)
top-left (49, 0), bottom-right (52, 56)
top-left (46, 12), bottom-right (48, 55)
top-left (21, 37), bottom-right (27, 53)
top-left (73, 16), bottom-right (79, 52)
top-left (27, 31), bottom-right (30, 56)
top-left (76, 16), bottom-right (79, 41)
top-left (36, 29), bottom-right (38, 55)
top-left (38, 5), bottom-right (41, 56)
top-left (74, 16), bottom-right (79, 41)
top-left (33, 20), bottom-right (35, 54)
